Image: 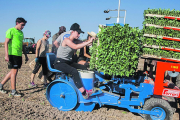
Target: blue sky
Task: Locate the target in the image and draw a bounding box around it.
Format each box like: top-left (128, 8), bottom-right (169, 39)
top-left (0, 0), bottom-right (179, 44)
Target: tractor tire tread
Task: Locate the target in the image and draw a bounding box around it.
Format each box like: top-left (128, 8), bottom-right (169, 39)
top-left (142, 98), bottom-right (173, 120)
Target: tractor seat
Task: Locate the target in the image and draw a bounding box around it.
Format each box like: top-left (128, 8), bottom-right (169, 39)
top-left (46, 53), bottom-right (61, 73)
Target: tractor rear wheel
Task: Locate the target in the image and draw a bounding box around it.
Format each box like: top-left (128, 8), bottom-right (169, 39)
top-left (163, 96), bottom-right (177, 113)
top-left (176, 73), bottom-right (180, 87)
top-left (143, 98), bottom-right (173, 120)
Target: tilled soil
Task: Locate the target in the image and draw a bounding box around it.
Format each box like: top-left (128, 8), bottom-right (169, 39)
top-left (0, 47), bottom-right (179, 120)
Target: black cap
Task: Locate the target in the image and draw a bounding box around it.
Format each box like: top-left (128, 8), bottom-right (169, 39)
top-left (59, 26), bottom-right (66, 31)
top-left (70, 23), bottom-right (84, 34)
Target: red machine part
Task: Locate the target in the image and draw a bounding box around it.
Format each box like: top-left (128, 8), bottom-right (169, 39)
top-left (154, 61), bottom-right (180, 98)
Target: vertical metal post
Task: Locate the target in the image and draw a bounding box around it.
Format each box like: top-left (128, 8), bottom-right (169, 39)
top-left (124, 10), bottom-right (126, 24)
top-left (117, 0), bottom-right (121, 23)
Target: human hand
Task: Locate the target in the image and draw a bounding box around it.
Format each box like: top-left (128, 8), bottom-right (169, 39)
top-left (25, 56), bottom-right (29, 64)
top-left (87, 42), bottom-right (92, 46)
top-left (5, 55), bottom-right (9, 62)
top-left (35, 57), bottom-right (39, 63)
top-left (89, 37), bottom-right (95, 43)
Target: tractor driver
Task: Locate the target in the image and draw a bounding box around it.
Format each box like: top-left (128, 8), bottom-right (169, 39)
top-left (54, 23), bottom-right (96, 99)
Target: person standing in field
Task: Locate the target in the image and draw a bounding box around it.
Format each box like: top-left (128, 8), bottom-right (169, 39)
top-left (0, 17), bottom-right (28, 97)
top-left (51, 26), bottom-right (66, 55)
top-left (30, 30), bottom-right (51, 88)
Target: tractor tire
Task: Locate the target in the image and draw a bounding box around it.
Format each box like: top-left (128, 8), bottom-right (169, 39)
top-left (163, 96), bottom-right (177, 113)
top-left (176, 73), bottom-right (180, 88)
top-left (143, 98), bottom-right (173, 120)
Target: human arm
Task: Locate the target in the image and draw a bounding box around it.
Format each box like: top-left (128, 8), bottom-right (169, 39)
top-left (53, 40), bottom-right (59, 48)
top-left (47, 41), bottom-right (49, 53)
top-left (36, 40), bottom-right (41, 58)
top-left (4, 38), bottom-right (10, 62)
top-left (64, 37), bottom-right (94, 50)
top-left (22, 44), bottom-right (29, 63)
top-left (53, 34), bottom-right (61, 48)
top-left (52, 35), bottom-right (58, 48)
top-left (84, 46), bottom-right (91, 59)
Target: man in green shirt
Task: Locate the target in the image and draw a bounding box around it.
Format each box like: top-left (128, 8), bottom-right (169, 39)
top-left (0, 17), bottom-right (28, 97)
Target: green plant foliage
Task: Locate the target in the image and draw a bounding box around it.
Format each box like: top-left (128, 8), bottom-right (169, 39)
top-left (143, 26), bottom-right (180, 38)
top-left (90, 24), bottom-right (142, 77)
top-left (144, 8), bottom-right (180, 17)
top-left (143, 47), bottom-right (180, 59)
top-left (143, 17), bottom-right (180, 28)
top-left (142, 8), bottom-right (180, 59)
top-left (142, 37), bottom-right (180, 48)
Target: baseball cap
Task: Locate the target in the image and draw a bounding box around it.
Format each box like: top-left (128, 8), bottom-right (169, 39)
top-left (70, 23), bottom-right (84, 34)
top-left (44, 30), bottom-right (51, 38)
top-left (59, 26), bottom-right (66, 32)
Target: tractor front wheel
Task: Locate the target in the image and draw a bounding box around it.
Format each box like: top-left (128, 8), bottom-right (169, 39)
top-left (143, 98), bottom-right (173, 120)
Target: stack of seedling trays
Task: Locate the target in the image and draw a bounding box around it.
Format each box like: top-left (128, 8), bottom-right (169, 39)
top-left (142, 8), bottom-right (180, 62)
top-left (90, 24), bottom-right (142, 77)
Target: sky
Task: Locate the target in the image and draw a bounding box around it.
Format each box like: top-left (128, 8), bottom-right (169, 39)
top-left (0, 0), bottom-right (179, 44)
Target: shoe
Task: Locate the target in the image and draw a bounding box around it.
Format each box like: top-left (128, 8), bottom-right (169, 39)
top-left (86, 88), bottom-right (96, 96)
top-left (29, 82), bottom-right (37, 87)
top-left (11, 91), bottom-right (21, 97)
top-left (0, 89), bottom-right (7, 94)
top-left (82, 88), bottom-right (96, 99)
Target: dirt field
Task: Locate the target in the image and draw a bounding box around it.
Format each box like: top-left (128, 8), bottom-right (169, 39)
top-left (0, 47), bottom-right (179, 120)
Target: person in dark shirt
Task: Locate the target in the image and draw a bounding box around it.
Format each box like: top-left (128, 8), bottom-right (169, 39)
top-left (51, 26), bottom-right (66, 55)
top-left (77, 31), bottom-right (97, 67)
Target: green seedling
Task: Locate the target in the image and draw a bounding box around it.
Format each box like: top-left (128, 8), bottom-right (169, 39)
top-left (122, 111), bottom-right (127, 114)
top-left (22, 98), bottom-right (25, 101)
top-left (41, 101), bottom-right (45, 105)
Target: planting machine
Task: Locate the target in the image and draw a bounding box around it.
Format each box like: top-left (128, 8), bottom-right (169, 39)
top-left (45, 53), bottom-right (180, 120)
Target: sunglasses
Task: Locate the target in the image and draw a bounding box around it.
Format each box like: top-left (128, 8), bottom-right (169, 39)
top-left (46, 35), bottom-right (51, 38)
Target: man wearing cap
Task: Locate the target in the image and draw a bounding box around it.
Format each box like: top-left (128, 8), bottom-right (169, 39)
top-left (52, 26), bottom-right (66, 55)
top-left (54, 23), bottom-right (96, 99)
